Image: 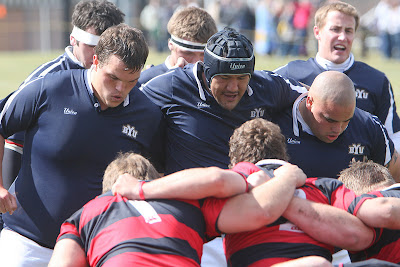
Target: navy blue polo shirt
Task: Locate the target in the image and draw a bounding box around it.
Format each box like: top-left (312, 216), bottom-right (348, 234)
top-left (0, 68), bottom-right (165, 248)
top-left (141, 62), bottom-right (307, 174)
top-left (139, 58), bottom-right (171, 85)
top-left (274, 57), bottom-right (400, 143)
top-left (9, 46), bottom-right (84, 142)
top-left (272, 93), bottom-right (394, 178)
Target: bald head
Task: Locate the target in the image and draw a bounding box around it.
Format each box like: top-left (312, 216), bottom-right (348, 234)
top-left (309, 71), bottom-right (356, 108)
top-left (303, 71), bottom-right (356, 143)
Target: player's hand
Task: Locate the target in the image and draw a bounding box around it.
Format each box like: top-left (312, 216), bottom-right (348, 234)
top-left (0, 187), bottom-right (17, 215)
top-left (112, 173), bottom-right (141, 199)
top-left (273, 163), bottom-right (306, 188)
top-left (174, 57), bottom-right (188, 68)
top-left (247, 170), bottom-right (270, 189)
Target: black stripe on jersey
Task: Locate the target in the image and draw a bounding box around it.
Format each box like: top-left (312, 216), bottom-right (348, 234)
top-left (96, 237), bottom-right (201, 266)
top-left (350, 228), bottom-right (400, 262)
top-left (81, 198), bottom-right (205, 253)
top-left (311, 178), bottom-right (344, 203)
top-left (228, 242), bottom-right (332, 267)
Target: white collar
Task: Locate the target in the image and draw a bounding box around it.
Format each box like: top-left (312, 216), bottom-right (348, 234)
top-left (194, 62), bottom-right (253, 101)
top-left (292, 92), bottom-right (314, 137)
top-left (381, 183), bottom-right (400, 191)
top-left (315, 53), bottom-right (354, 72)
top-left (164, 55), bottom-right (173, 70)
top-left (65, 46), bottom-right (84, 68)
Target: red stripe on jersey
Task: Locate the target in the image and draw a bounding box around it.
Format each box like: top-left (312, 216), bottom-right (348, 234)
top-left (78, 194), bottom-right (124, 233)
top-left (57, 222), bottom-right (79, 241)
top-left (373, 239), bottom-right (400, 263)
top-left (87, 214), bottom-right (204, 266)
top-left (101, 251), bottom-right (200, 267)
top-left (5, 139), bottom-right (23, 147)
top-left (225, 225), bottom-right (334, 259)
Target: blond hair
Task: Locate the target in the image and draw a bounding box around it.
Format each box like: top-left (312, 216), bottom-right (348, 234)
top-left (102, 152), bottom-right (160, 193)
top-left (338, 160), bottom-right (395, 195)
top-left (167, 6), bottom-right (217, 43)
top-left (315, 1), bottom-right (359, 31)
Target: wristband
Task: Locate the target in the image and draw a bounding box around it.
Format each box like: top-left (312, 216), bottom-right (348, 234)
top-left (138, 181), bottom-right (146, 200)
top-left (235, 171), bottom-right (249, 193)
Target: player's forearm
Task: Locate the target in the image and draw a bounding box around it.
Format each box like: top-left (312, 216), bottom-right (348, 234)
top-left (283, 197), bottom-right (374, 251)
top-left (141, 167), bottom-right (247, 199)
top-left (218, 174), bottom-right (298, 233)
top-left (49, 239), bottom-right (89, 267)
top-left (357, 197), bottom-right (400, 229)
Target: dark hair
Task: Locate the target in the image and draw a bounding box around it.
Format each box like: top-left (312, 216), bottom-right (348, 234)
top-left (72, 0), bottom-right (125, 35)
top-left (229, 118), bottom-right (289, 168)
top-left (95, 24), bottom-right (149, 72)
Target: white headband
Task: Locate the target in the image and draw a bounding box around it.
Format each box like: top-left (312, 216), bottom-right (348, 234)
top-left (170, 35), bottom-right (206, 52)
top-left (71, 26), bottom-right (100, 46)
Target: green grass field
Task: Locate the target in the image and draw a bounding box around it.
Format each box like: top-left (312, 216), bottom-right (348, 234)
top-left (1, 49), bottom-right (400, 105)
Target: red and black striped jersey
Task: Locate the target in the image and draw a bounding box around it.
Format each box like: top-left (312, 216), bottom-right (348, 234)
top-left (58, 192), bottom-right (227, 266)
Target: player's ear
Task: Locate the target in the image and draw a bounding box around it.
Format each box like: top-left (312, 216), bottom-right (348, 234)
top-left (306, 96), bottom-right (314, 110)
top-left (93, 55), bottom-right (99, 69)
top-left (313, 26), bottom-right (320, 40)
top-left (168, 40), bottom-right (174, 52)
top-left (70, 35), bottom-right (77, 46)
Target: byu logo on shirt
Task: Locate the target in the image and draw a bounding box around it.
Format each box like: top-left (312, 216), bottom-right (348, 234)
top-left (251, 108), bottom-right (265, 118)
top-left (355, 88), bottom-right (369, 99)
top-left (122, 124), bottom-right (138, 139)
top-left (348, 143), bottom-right (365, 155)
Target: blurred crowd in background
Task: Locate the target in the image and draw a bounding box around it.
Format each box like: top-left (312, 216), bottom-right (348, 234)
top-left (0, 0), bottom-right (400, 60)
top-left (139, 0), bottom-right (400, 60)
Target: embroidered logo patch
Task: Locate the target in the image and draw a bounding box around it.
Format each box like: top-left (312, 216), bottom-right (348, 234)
top-left (64, 108), bottom-right (77, 115)
top-left (250, 108), bottom-right (265, 118)
top-left (122, 124), bottom-right (138, 139)
top-left (348, 143), bottom-right (365, 155)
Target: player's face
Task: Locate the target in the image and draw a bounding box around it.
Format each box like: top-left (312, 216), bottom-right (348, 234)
top-left (91, 54), bottom-right (141, 110)
top-left (307, 97), bottom-right (355, 143)
top-left (210, 74), bottom-right (250, 111)
top-left (71, 27), bottom-right (97, 69)
top-left (170, 43), bottom-right (204, 65)
top-left (314, 10), bottom-right (356, 64)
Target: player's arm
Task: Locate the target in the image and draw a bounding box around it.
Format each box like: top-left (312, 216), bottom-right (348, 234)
top-left (356, 197), bottom-right (400, 229)
top-left (282, 197), bottom-right (374, 251)
top-left (112, 166), bottom-right (252, 200)
top-left (217, 164), bottom-right (306, 233)
top-left (0, 134), bottom-right (17, 214)
top-left (48, 238), bottom-right (89, 267)
top-left (386, 150), bottom-right (400, 182)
